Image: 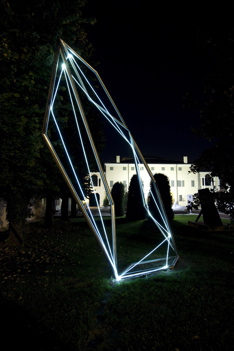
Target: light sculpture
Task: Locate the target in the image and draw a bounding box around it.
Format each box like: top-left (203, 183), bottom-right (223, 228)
top-left (42, 39), bottom-right (179, 281)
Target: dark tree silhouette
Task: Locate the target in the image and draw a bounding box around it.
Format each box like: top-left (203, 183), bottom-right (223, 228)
top-left (126, 175), bottom-right (146, 221)
top-left (148, 173), bottom-right (174, 223)
top-left (111, 182), bottom-right (125, 217)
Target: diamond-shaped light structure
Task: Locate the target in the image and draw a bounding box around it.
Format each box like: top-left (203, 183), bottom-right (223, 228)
top-left (42, 39), bottom-right (179, 281)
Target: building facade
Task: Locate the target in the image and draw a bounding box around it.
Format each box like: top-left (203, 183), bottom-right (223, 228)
top-left (90, 155), bottom-right (220, 208)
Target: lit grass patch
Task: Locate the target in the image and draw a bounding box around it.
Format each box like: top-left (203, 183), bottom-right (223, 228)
top-left (0, 216), bottom-right (234, 350)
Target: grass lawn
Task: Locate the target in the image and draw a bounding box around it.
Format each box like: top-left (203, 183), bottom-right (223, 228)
top-left (0, 214), bottom-right (234, 350)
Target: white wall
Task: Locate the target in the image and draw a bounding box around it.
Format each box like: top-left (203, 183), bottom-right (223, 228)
top-left (91, 159), bottom-right (220, 207)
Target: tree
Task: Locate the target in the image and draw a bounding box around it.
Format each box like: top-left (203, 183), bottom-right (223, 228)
top-left (148, 173), bottom-right (174, 223)
top-left (188, 20), bottom-right (234, 220)
top-left (0, 0), bottom-right (99, 238)
top-left (191, 20), bottom-right (234, 190)
top-left (126, 175), bottom-right (146, 221)
top-left (111, 182), bottom-right (125, 217)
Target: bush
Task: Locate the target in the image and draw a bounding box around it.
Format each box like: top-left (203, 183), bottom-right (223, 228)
top-left (111, 182), bottom-right (125, 216)
top-left (89, 193), bottom-right (100, 206)
top-left (126, 175), bottom-right (146, 221)
top-left (148, 173), bottom-right (174, 223)
top-left (103, 196), bottom-right (109, 207)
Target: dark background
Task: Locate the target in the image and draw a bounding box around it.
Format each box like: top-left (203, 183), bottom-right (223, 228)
top-left (85, 1), bottom-right (220, 163)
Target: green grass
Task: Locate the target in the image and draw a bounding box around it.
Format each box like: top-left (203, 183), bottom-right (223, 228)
top-left (0, 215), bottom-right (234, 350)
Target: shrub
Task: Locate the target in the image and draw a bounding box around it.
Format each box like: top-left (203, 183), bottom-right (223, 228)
top-left (103, 196), bottom-right (109, 207)
top-left (126, 175), bottom-right (146, 221)
top-left (111, 182), bottom-right (125, 216)
top-left (148, 173), bottom-right (174, 223)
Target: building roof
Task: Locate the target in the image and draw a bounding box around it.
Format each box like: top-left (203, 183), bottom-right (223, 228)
top-left (115, 155), bottom-right (188, 164)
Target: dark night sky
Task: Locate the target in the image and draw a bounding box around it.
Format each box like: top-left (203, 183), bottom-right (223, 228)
top-left (84, 1), bottom-right (221, 163)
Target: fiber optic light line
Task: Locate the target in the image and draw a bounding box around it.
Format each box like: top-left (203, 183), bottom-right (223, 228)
top-left (59, 62), bottom-right (116, 266)
top-left (62, 43), bottom-right (110, 113)
top-left (70, 60), bottom-right (111, 113)
top-left (149, 211), bottom-right (170, 238)
top-left (41, 134), bottom-right (117, 272)
top-left (49, 69), bottom-right (64, 116)
top-left (63, 58), bottom-right (122, 242)
top-left (122, 258), bottom-right (169, 273)
top-left (61, 40), bottom-right (101, 76)
top-left (43, 49), bottom-right (62, 134)
top-left (118, 264), bottom-right (170, 281)
top-left (61, 40), bottom-right (128, 128)
top-left (147, 212), bottom-right (172, 242)
top-left (69, 77), bottom-right (131, 144)
top-left (149, 189), bottom-right (171, 232)
top-left (149, 214), bottom-right (173, 242)
top-left (66, 57), bottom-right (88, 95)
top-left (70, 62), bottom-right (130, 142)
top-left (130, 135), bottom-right (175, 244)
top-left (50, 106), bottom-right (103, 240)
top-left (133, 156), bottom-right (146, 200)
top-left (69, 66), bottom-right (132, 145)
top-left (119, 238), bottom-right (168, 277)
top-left (151, 187), bottom-right (172, 234)
top-left (63, 40), bottom-right (170, 222)
top-left (64, 69), bottom-right (117, 254)
top-left (133, 256), bottom-right (172, 264)
top-left (50, 110), bottom-right (87, 201)
top-left (132, 136), bottom-right (174, 235)
top-left (67, 84), bottom-right (125, 138)
top-left (166, 240), bottom-right (171, 266)
top-left (62, 56), bottom-right (114, 179)
top-left (45, 40), bottom-right (179, 281)
top-left (150, 203), bottom-right (169, 234)
top-left (63, 71), bottom-right (114, 237)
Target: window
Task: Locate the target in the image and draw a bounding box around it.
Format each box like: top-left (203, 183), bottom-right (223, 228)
top-left (191, 180), bottom-right (195, 187)
top-left (110, 167), bottom-right (114, 171)
top-left (110, 181), bottom-right (113, 187)
top-left (91, 174), bottom-right (98, 186)
top-left (140, 167), bottom-right (144, 171)
top-left (178, 167), bottom-right (182, 171)
top-left (179, 195), bottom-right (183, 201)
top-left (131, 167), bottom-right (135, 171)
top-left (123, 167), bottom-right (127, 171)
top-left (171, 180), bottom-right (175, 187)
top-left (151, 167), bottom-right (155, 171)
top-left (162, 167), bottom-right (165, 171)
top-left (202, 174), bottom-right (212, 186)
top-left (177, 180), bottom-right (185, 187)
top-left (171, 167), bottom-right (174, 171)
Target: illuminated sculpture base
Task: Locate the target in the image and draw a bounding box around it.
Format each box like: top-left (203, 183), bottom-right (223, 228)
top-left (42, 39), bottom-right (179, 281)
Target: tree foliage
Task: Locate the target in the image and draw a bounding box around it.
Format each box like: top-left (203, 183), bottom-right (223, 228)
top-left (148, 173), bottom-right (174, 223)
top-left (111, 182), bottom-right (125, 217)
top-left (192, 21), bottom-right (234, 189)
top-left (126, 175), bottom-right (146, 221)
top-left (0, 0), bottom-right (99, 235)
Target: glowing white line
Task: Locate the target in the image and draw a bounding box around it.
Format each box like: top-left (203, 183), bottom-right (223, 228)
top-left (43, 41), bottom-right (179, 281)
top-left (117, 265), bottom-right (169, 281)
top-left (119, 238), bottom-right (168, 278)
top-left (62, 69), bottom-right (115, 262)
top-left (50, 79), bottom-right (114, 262)
top-left (71, 74), bottom-right (132, 144)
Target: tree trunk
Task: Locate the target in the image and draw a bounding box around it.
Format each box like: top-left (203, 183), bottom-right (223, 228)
top-left (6, 190), bottom-right (29, 244)
top-left (70, 197), bottom-right (77, 218)
top-left (44, 193), bottom-right (55, 229)
top-left (61, 194), bottom-right (69, 221)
